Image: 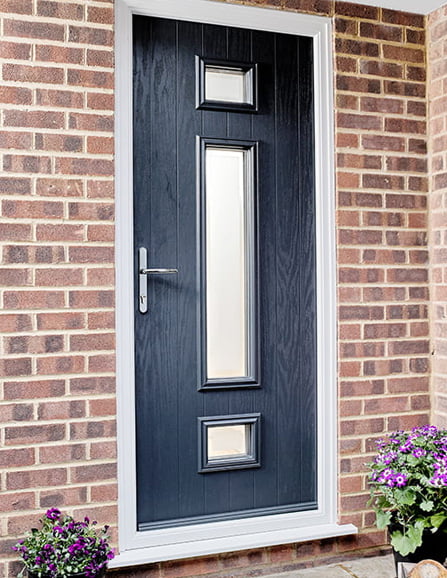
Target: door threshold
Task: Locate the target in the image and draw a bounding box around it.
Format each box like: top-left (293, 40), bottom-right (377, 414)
top-left (109, 522), bottom-right (357, 568)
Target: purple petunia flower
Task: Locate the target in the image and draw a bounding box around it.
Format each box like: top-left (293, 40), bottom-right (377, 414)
top-left (46, 508), bottom-right (61, 521)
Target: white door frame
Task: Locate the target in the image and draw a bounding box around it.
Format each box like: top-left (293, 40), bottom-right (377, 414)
top-left (113, 0), bottom-right (356, 568)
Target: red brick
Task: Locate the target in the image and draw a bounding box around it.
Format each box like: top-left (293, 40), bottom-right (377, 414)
top-left (5, 424), bottom-right (65, 445)
top-left (0, 39), bottom-right (32, 60)
top-left (0, 313), bottom-right (32, 332)
top-left (36, 356), bottom-right (85, 375)
top-left (0, 268), bottom-right (30, 286)
top-left (70, 420), bottom-right (116, 440)
top-left (86, 49), bottom-right (114, 69)
top-left (90, 440), bottom-right (116, 460)
top-left (339, 306), bottom-right (384, 321)
top-left (3, 379), bottom-right (65, 400)
top-left (69, 202), bottom-right (114, 221)
top-left (386, 194), bottom-right (426, 209)
top-left (0, 85), bottom-right (32, 104)
top-left (90, 483), bottom-right (118, 502)
top-left (340, 418), bottom-right (384, 435)
top-left (338, 112), bottom-right (382, 130)
top-left (36, 178), bottom-right (84, 197)
top-left (2, 198), bottom-right (64, 219)
top-left (36, 44), bottom-right (84, 64)
top-left (0, 0), bottom-right (33, 14)
top-left (337, 76), bottom-right (381, 94)
top-left (0, 358), bottom-right (32, 376)
top-left (3, 156), bottom-right (52, 174)
top-left (70, 376), bottom-right (115, 395)
top-left (362, 134), bottom-right (405, 152)
top-left (40, 487), bottom-right (88, 509)
top-left (88, 354), bottom-right (115, 372)
top-left (38, 401), bottom-right (86, 421)
top-left (7, 469), bottom-right (67, 490)
top-left (69, 290), bottom-right (114, 307)
top-left (35, 268), bottom-right (84, 286)
top-left (56, 157), bottom-right (114, 176)
top-left (364, 396), bottom-right (409, 414)
top-left (382, 9), bottom-right (424, 28)
top-left (37, 0), bottom-right (84, 20)
top-left (3, 63), bottom-right (64, 84)
top-left (335, 38), bottom-right (380, 57)
top-left (37, 312), bottom-right (85, 331)
top-left (67, 70), bottom-right (114, 90)
top-left (39, 440), bottom-right (87, 464)
top-left (87, 136), bottom-right (114, 155)
top-left (4, 290), bottom-right (64, 310)
top-left (3, 109), bottom-right (64, 129)
top-left (36, 88), bottom-right (84, 108)
top-left (36, 224), bottom-right (84, 241)
top-left (384, 80), bottom-right (425, 98)
top-left (68, 26), bottom-right (114, 46)
top-left (88, 311), bottom-right (115, 330)
top-left (87, 5), bottom-right (114, 24)
top-left (0, 131), bottom-right (33, 150)
top-left (0, 448), bottom-right (35, 468)
top-left (336, 2), bottom-right (379, 20)
top-left (388, 414), bottom-right (429, 431)
top-left (0, 492), bottom-right (35, 512)
top-left (360, 96), bottom-right (403, 114)
top-left (86, 268), bottom-right (115, 286)
top-left (3, 20), bottom-right (64, 41)
top-left (87, 224), bottom-right (114, 242)
top-left (69, 247), bottom-right (114, 264)
top-left (70, 333), bottom-right (115, 351)
top-left (87, 180), bottom-right (114, 198)
top-left (360, 60), bottom-right (403, 79)
top-left (359, 22), bottom-right (403, 42)
top-left (385, 118), bottom-right (426, 135)
top-left (35, 134), bottom-right (83, 153)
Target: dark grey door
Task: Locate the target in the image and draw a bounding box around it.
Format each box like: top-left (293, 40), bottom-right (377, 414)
top-left (133, 15), bottom-right (317, 530)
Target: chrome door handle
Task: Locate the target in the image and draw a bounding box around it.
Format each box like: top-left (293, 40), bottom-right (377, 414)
top-left (138, 248), bottom-right (178, 314)
top-left (140, 268), bottom-right (178, 275)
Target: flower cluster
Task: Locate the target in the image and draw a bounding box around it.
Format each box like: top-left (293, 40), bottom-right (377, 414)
top-left (366, 425), bottom-right (447, 556)
top-left (13, 508), bottom-right (114, 577)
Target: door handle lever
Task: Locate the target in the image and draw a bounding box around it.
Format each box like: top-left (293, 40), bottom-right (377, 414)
top-left (138, 248), bottom-right (178, 314)
top-left (140, 268), bottom-right (178, 275)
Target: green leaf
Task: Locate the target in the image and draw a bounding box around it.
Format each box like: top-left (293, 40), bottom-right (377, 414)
top-left (393, 488), bottom-right (416, 506)
top-left (390, 523), bottom-right (424, 557)
top-left (431, 513), bottom-right (447, 529)
top-left (376, 509), bottom-right (392, 529)
top-left (406, 455), bottom-right (419, 466)
top-left (420, 500), bottom-right (434, 512)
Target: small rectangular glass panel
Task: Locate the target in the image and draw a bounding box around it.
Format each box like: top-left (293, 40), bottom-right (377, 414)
top-left (205, 66), bottom-right (251, 104)
top-left (207, 424), bottom-right (249, 460)
top-left (205, 146), bottom-right (252, 380)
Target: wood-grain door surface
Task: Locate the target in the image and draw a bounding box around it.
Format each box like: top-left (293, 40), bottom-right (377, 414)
top-left (133, 15), bottom-right (317, 530)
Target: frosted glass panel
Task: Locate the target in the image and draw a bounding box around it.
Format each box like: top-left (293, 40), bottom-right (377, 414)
top-left (205, 66), bottom-right (250, 104)
top-left (207, 424), bottom-right (249, 459)
top-left (205, 147), bottom-right (250, 379)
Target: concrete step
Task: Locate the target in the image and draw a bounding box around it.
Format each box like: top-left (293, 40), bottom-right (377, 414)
top-left (263, 554), bottom-right (396, 577)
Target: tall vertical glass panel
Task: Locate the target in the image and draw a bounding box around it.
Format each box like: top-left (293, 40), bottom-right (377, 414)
top-left (204, 145), bottom-right (254, 381)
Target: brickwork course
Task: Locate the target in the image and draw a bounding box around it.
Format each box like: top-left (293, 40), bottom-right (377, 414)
top-left (0, 0), bottom-right (443, 575)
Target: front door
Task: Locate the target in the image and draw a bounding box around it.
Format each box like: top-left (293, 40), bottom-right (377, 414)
top-left (133, 14), bottom-right (317, 530)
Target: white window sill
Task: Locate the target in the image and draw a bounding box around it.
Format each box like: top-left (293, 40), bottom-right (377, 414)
top-left (109, 522), bottom-right (357, 568)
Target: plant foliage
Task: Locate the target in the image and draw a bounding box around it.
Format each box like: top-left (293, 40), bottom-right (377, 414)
top-left (13, 508), bottom-right (114, 577)
top-left (366, 425), bottom-right (447, 556)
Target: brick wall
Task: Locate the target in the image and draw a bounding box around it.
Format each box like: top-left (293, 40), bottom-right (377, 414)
top-left (428, 6), bottom-right (447, 426)
top-left (0, 0), bottom-right (432, 576)
top-left (0, 1), bottom-right (116, 576)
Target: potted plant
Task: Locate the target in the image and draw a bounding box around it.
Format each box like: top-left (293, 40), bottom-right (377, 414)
top-left (367, 425), bottom-right (447, 566)
top-left (13, 508), bottom-right (115, 578)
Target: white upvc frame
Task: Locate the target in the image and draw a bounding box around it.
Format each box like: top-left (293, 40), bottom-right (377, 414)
top-left (114, 0), bottom-right (356, 568)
